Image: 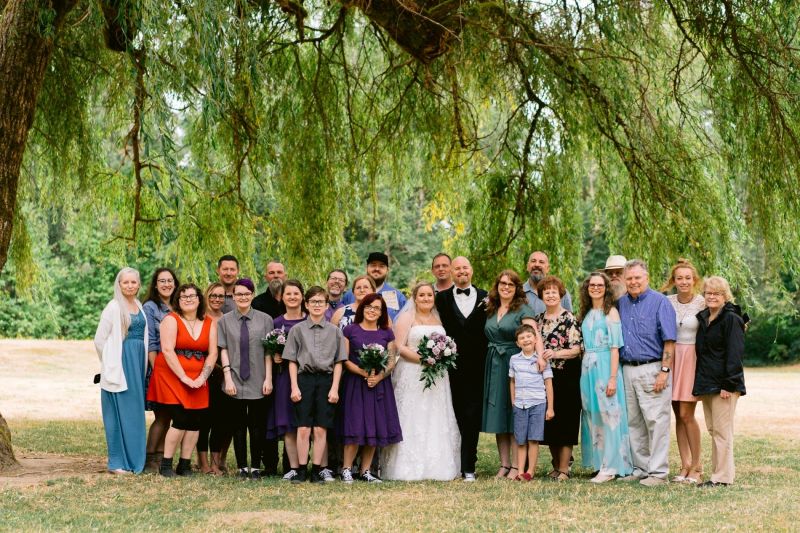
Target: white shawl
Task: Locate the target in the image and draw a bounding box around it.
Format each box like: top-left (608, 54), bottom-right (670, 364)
top-left (94, 299), bottom-right (149, 393)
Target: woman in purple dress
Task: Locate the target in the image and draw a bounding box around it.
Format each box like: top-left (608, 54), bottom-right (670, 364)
top-left (267, 280), bottom-right (306, 481)
top-left (340, 293), bottom-right (402, 483)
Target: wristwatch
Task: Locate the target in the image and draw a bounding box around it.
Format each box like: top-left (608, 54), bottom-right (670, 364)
top-left (660, 366), bottom-right (670, 373)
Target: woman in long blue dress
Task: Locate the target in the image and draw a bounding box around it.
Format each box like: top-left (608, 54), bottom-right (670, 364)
top-left (94, 267), bottom-right (149, 474)
top-left (578, 272), bottom-right (633, 482)
top-left (483, 269), bottom-right (542, 480)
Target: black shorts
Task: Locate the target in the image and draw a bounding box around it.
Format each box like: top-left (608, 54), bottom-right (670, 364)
top-left (153, 402), bottom-right (204, 431)
top-left (294, 373), bottom-right (336, 429)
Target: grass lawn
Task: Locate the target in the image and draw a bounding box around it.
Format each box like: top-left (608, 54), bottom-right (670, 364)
top-left (2, 419), bottom-right (799, 531)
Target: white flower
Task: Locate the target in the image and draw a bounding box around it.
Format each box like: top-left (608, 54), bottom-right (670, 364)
top-left (426, 340), bottom-right (435, 348)
top-left (444, 348), bottom-right (452, 356)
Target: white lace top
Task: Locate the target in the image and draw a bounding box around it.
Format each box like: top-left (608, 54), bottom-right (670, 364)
top-left (668, 294), bottom-right (706, 345)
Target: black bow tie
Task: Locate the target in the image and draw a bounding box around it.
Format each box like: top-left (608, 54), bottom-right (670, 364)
top-left (456, 287), bottom-right (471, 296)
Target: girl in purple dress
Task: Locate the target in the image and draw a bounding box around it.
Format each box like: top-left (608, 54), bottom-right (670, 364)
top-left (340, 293), bottom-right (403, 483)
top-left (267, 280), bottom-right (306, 480)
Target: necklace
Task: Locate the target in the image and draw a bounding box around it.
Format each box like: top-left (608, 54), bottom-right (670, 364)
top-left (183, 316), bottom-right (199, 332)
top-left (675, 295), bottom-right (697, 328)
top-left (416, 312), bottom-right (437, 325)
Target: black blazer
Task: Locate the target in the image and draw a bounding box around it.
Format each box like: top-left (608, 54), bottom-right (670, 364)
top-left (436, 286), bottom-right (489, 399)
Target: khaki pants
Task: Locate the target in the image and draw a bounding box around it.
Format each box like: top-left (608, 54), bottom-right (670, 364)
top-left (622, 362), bottom-right (672, 479)
top-left (701, 392), bottom-right (739, 484)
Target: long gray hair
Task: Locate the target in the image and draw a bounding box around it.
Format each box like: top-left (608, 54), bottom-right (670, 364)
top-left (113, 267), bottom-right (141, 337)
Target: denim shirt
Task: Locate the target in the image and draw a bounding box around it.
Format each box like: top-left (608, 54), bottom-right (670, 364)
top-left (142, 300), bottom-right (170, 353)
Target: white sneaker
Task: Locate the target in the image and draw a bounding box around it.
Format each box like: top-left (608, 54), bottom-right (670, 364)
top-left (463, 473), bottom-right (476, 482)
top-left (282, 469), bottom-right (298, 481)
top-left (319, 468), bottom-right (336, 483)
top-left (360, 470), bottom-right (382, 483)
top-left (340, 467), bottom-right (354, 484)
top-left (589, 473), bottom-right (615, 483)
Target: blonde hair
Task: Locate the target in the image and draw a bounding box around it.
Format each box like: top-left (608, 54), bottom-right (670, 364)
top-left (660, 258), bottom-right (702, 293)
top-left (113, 267), bottom-right (141, 337)
top-left (703, 276), bottom-right (734, 303)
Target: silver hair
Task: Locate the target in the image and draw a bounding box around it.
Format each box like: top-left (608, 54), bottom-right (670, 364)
top-left (113, 267), bottom-right (141, 337)
top-left (624, 259), bottom-right (648, 273)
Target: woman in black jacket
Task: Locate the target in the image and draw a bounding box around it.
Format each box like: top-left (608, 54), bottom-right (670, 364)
top-left (693, 276), bottom-right (746, 487)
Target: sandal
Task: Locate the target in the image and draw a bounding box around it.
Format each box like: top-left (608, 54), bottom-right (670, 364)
top-left (554, 470), bottom-right (570, 482)
top-left (506, 466), bottom-right (519, 480)
top-left (684, 468), bottom-right (703, 484)
top-left (515, 472), bottom-right (532, 482)
top-left (547, 469), bottom-right (559, 479)
top-left (495, 465), bottom-right (511, 479)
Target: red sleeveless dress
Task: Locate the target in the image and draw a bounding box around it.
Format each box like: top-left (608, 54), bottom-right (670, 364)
top-left (146, 313), bottom-right (211, 409)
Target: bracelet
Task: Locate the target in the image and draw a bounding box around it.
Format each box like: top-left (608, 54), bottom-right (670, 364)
top-left (222, 364), bottom-right (231, 369)
top-left (223, 368), bottom-right (231, 373)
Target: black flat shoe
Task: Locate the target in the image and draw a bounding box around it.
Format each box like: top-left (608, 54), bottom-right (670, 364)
top-left (698, 480), bottom-right (729, 488)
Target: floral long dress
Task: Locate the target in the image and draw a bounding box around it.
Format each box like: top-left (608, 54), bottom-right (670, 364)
top-left (579, 309), bottom-right (633, 476)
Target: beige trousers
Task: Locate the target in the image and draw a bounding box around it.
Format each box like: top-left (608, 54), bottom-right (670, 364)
top-left (701, 392), bottom-right (740, 484)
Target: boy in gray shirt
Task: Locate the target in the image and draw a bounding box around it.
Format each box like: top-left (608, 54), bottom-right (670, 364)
top-left (283, 286), bottom-right (347, 483)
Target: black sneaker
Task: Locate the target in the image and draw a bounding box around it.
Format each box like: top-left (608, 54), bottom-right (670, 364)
top-left (360, 470), bottom-right (382, 483)
top-left (282, 469), bottom-right (298, 482)
top-left (237, 467), bottom-right (250, 479)
top-left (319, 468), bottom-right (336, 483)
top-left (292, 467), bottom-right (307, 484)
top-left (250, 469), bottom-right (262, 480)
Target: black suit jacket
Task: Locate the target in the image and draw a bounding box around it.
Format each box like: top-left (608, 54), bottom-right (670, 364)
top-left (436, 286), bottom-right (488, 403)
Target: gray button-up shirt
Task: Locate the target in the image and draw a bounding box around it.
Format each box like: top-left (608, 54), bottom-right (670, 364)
top-left (282, 318), bottom-right (347, 374)
top-left (217, 308), bottom-right (274, 399)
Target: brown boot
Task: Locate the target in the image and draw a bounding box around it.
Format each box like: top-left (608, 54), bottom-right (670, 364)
top-left (143, 452), bottom-right (161, 474)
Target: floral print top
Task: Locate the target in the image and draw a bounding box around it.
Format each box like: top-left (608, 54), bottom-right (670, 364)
top-left (534, 310), bottom-right (583, 370)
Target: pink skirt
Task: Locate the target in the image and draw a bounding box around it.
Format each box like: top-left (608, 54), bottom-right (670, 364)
top-left (672, 343), bottom-right (699, 402)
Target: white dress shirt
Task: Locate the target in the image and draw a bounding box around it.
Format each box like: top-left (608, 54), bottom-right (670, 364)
top-left (453, 284), bottom-right (477, 318)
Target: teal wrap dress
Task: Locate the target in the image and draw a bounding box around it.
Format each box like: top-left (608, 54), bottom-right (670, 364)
top-left (482, 304), bottom-right (536, 434)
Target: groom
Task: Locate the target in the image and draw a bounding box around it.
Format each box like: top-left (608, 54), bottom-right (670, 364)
top-left (435, 256), bottom-right (488, 482)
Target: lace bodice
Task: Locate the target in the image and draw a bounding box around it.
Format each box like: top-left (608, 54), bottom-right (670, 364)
top-left (405, 324), bottom-right (446, 348)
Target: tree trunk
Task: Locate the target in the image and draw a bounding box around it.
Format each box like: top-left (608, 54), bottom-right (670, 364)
top-left (0, 411), bottom-right (16, 470)
top-left (0, 0), bottom-right (76, 274)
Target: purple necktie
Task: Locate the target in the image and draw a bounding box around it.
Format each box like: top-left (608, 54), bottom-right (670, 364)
top-left (240, 316), bottom-right (250, 381)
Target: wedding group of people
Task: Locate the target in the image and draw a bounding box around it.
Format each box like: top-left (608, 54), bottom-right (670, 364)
top-left (94, 249), bottom-right (747, 487)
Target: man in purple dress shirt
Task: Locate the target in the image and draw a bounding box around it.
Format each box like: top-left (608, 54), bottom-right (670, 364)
top-left (617, 259), bottom-right (677, 486)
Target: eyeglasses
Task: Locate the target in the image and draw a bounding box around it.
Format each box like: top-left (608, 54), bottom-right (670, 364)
top-left (157, 278), bottom-right (174, 285)
top-left (179, 294), bottom-right (199, 301)
top-left (498, 281), bottom-right (515, 288)
top-left (234, 292), bottom-right (253, 298)
top-left (208, 294), bottom-right (226, 300)
top-left (307, 299), bottom-right (327, 306)
top-left (588, 284), bottom-right (605, 289)
top-left (363, 305), bottom-right (383, 313)
top-left (328, 277), bottom-right (346, 284)
top-left (704, 291), bottom-right (723, 297)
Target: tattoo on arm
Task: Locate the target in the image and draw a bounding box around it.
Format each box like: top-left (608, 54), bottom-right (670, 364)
top-left (201, 365), bottom-right (213, 380)
top-left (662, 352), bottom-right (672, 365)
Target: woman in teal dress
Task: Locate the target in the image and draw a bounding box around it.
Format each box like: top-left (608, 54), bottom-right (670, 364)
top-left (483, 269), bottom-right (543, 480)
top-left (94, 267), bottom-right (149, 474)
top-left (578, 272), bottom-right (633, 483)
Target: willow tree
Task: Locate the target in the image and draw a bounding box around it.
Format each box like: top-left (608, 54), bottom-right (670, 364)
top-left (2, 1), bottom-right (800, 463)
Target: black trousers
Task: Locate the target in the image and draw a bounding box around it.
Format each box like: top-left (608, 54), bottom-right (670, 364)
top-left (197, 372), bottom-right (226, 453)
top-left (453, 392), bottom-right (482, 474)
top-left (231, 397), bottom-right (268, 469)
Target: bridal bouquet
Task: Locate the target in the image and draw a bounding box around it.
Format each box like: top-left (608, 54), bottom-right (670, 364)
top-left (262, 327), bottom-right (288, 355)
top-left (357, 343), bottom-right (389, 374)
top-left (417, 332), bottom-right (458, 390)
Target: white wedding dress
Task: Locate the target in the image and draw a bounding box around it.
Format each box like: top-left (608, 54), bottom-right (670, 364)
top-left (382, 325), bottom-right (461, 480)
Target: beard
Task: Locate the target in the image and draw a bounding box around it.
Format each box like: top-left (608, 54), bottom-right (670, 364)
top-left (529, 271), bottom-right (544, 284)
top-left (611, 280), bottom-right (627, 301)
top-left (268, 279), bottom-right (283, 298)
top-left (370, 274), bottom-right (387, 287)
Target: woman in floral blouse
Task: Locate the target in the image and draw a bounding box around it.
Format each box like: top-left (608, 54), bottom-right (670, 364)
top-left (535, 276), bottom-right (582, 481)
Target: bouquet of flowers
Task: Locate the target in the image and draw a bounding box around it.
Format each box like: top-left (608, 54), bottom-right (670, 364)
top-left (262, 327), bottom-right (288, 372)
top-left (358, 343), bottom-right (389, 374)
top-left (417, 332), bottom-right (458, 390)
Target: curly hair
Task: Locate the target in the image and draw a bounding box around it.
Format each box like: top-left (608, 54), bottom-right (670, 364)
top-left (486, 269), bottom-right (528, 316)
top-left (578, 272), bottom-right (615, 321)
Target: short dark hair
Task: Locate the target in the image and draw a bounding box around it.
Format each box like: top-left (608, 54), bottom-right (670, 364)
top-left (304, 285), bottom-right (328, 303)
top-left (431, 253), bottom-right (452, 268)
top-left (328, 269), bottom-right (349, 285)
top-left (217, 255), bottom-right (239, 268)
top-left (354, 293), bottom-right (390, 329)
top-left (172, 283), bottom-right (206, 320)
top-left (515, 324), bottom-right (536, 339)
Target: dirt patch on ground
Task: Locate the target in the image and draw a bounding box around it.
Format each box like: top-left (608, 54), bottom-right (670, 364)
top-left (0, 452), bottom-right (106, 489)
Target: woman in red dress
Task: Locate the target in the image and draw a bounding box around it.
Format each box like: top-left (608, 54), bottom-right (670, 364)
top-left (147, 283), bottom-right (218, 476)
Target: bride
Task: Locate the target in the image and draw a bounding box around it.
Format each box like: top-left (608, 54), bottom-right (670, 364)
top-left (382, 282), bottom-right (461, 480)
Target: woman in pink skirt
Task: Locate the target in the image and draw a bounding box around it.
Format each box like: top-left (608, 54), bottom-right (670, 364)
top-left (662, 259), bottom-right (705, 483)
